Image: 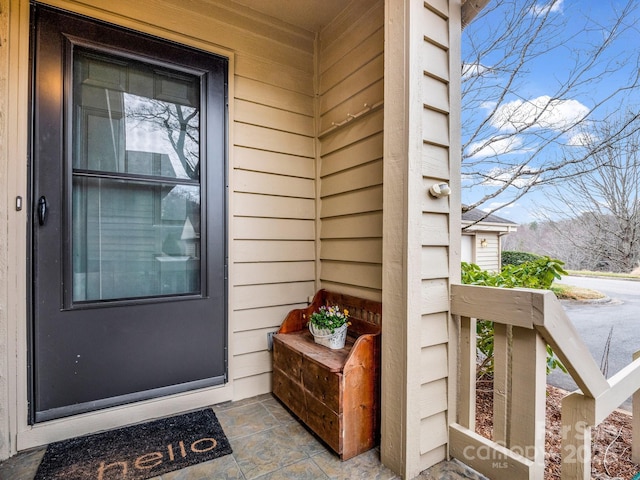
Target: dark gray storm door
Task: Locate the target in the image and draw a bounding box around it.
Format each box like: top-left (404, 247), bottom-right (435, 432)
top-left (30, 5), bottom-right (228, 423)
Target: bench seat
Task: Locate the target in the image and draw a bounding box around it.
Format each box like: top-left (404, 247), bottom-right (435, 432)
top-left (272, 289), bottom-right (382, 460)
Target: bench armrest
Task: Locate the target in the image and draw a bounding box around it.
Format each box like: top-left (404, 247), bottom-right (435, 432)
top-left (276, 291), bottom-right (325, 334)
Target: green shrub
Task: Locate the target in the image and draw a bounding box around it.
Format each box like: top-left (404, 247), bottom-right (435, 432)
top-left (501, 250), bottom-right (542, 267)
top-left (461, 257), bottom-right (568, 377)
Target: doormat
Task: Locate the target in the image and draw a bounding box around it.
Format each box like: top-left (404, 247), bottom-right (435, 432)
top-left (34, 409), bottom-right (232, 480)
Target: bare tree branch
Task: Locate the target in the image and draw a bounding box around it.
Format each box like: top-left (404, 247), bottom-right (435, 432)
top-left (125, 99), bottom-right (200, 180)
top-left (462, 0), bottom-right (640, 220)
top-left (535, 114), bottom-right (640, 272)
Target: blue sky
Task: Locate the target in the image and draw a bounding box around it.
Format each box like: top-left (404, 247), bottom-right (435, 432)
top-left (461, 0), bottom-right (640, 224)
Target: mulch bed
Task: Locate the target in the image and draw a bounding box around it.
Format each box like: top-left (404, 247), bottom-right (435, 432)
top-left (475, 378), bottom-right (639, 479)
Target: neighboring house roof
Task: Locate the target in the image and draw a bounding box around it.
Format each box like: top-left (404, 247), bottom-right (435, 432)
top-left (462, 207), bottom-right (518, 233)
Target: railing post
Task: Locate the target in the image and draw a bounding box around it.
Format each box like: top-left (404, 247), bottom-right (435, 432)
top-left (493, 323), bottom-right (511, 445)
top-left (458, 316), bottom-right (476, 430)
top-left (633, 350), bottom-right (640, 464)
top-left (561, 392), bottom-right (594, 480)
top-left (509, 326), bottom-right (546, 479)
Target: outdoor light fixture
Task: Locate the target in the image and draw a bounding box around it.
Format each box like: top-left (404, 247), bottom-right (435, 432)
top-left (480, 238), bottom-right (488, 248)
top-left (429, 182), bottom-right (451, 198)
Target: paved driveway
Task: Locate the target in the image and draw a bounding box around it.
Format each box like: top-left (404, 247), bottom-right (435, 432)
top-left (547, 275), bottom-right (640, 410)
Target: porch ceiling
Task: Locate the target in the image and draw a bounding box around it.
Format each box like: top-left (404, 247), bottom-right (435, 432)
top-left (228, 0), bottom-right (361, 32)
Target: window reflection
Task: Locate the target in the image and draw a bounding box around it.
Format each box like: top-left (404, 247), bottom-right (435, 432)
top-left (71, 49), bottom-right (202, 302)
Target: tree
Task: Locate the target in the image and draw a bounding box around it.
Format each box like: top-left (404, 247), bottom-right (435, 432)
top-left (503, 218), bottom-right (601, 270)
top-left (125, 98), bottom-right (200, 180)
top-left (462, 0), bottom-right (640, 223)
top-left (542, 114), bottom-right (640, 272)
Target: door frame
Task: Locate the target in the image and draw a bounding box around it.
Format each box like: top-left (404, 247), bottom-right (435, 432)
top-left (8, 0), bottom-right (237, 453)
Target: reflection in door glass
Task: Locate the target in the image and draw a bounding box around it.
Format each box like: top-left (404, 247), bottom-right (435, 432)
top-left (72, 49), bottom-right (202, 302)
top-left (72, 179), bottom-right (201, 301)
top-left (123, 93), bottom-right (200, 180)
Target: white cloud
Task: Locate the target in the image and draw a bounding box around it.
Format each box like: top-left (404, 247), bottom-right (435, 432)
top-left (480, 101), bottom-right (497, 111)
top-left (490, 95), bottom-right (590, 133)
top-left (566, 131), bottom-right (599, 147)
top-left (461, 174), bottom-right (476, 185)
top-left (530, 0), bottom-right (564, 16)
top-left (482, 202), bottom-right (519, 213)
top-left (481, 166), bottom-right (540, 188)
top-left (466, 136), bottom-right (532, 158)
top-left (462, 62), bottom-right (491, 79)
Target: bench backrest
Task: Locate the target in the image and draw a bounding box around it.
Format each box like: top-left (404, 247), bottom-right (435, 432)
top-left (316, 290), bottom-right (382, 337)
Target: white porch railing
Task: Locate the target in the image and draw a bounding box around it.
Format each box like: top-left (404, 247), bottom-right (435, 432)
top-left (449, 284), bottom-right (640, 480)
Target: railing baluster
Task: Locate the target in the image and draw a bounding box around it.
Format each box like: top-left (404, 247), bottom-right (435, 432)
top-left (458, 315), bottom-right (476, 430)
top-left (493, 323), bottom-right (511, 445)
top-left (561, 392), bottom-right (593, 480)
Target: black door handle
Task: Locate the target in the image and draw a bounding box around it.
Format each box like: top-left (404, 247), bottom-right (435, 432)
top-left (38, 196), bottom-right (48, 226)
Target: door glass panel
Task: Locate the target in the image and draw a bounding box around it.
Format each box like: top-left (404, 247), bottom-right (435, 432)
top-left (72, 178), bottom-right (201, 301)
top-left (72, 49), bottom-right (202, 303)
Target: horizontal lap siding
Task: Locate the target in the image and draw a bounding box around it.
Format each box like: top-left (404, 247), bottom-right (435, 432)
top-left (474, 233), bottom-right (500, 272)
top-left (419, 1), bottom-right (455, 471)
top-left (226, 17), bottom-right (316, 396)
top-left (318, 0), bottom-right (384, 301)
top-left (62, 0), bottom-right (319, 399)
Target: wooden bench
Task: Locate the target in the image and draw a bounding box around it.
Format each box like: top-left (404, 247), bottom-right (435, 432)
top-left (272, 289), bottom-right (382, 460)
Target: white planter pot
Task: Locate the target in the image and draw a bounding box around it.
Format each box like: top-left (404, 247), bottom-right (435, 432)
top-left (309, 323), bottom-right (348, 349)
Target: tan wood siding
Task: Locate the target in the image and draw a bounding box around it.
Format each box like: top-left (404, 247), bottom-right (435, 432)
top-left (319, 28), bottom-right (384, 95)
top-left (321, 133), bottom-right (383, 175)
top-left (321, 238), bottom-right (382, 263)
top-left (234, 147), bottom-right (314, 178)
top-left (422, 143), bottom-right (451, 180)
top-left (234, 282), bottom-right (316, 312)
top-left (234, 218), bottom-right (315, 241)
top-left (421, 246), bottom-right (450, 279)
top-left (235, 99), bottom-right (314, 137)
top-left (234, 262), bottom-right (316, 285)
top-left (421, 344), bottom-right (449, 384)
top-left (234, 194), bottom-right (315, 219)
top-left (322, 212), bottom-right (383, 239)
top-left (420, 379), bottom-right (448, 419)
top-left (235, 55), bottom-right (314, 96)
top-left (234, 240), bottom-right (315, 263)
top-left (421, 213), bottom-right (450, 246)
top-left (417, 0), bottom-right (460, 473)
top-left (233, 373), bottom-right (272, 400)
top-left (317, 0), bottom-right (384, 301)
top-left (231, 58), bottom-right (316, 351)
top-left (233, 304), bottom-right (307, 332)
top-left (420, 412), bottom-right (449, 453)
top-left (421, 313), bottom-right (450, 348)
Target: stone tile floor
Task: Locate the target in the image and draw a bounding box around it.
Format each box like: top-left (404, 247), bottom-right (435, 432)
top-left (0, 394), bottom-right (484, 479)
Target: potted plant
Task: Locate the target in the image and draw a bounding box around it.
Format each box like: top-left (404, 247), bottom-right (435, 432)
top-left (308, 305), bottom-right (350, 349)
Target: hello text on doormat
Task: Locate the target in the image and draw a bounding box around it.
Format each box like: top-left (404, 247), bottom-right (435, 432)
top-left (34, 409), bottom-right (232, 480)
